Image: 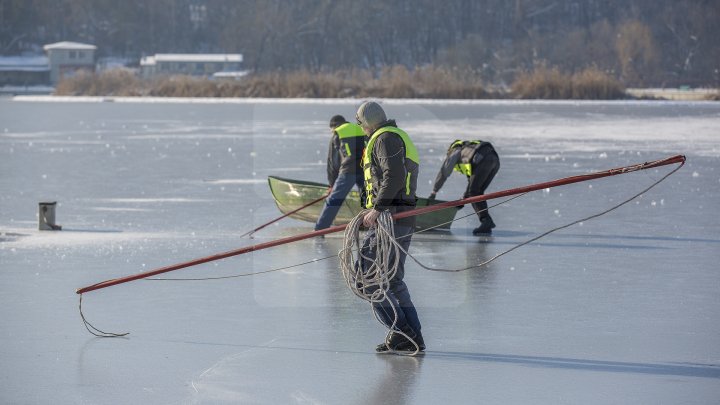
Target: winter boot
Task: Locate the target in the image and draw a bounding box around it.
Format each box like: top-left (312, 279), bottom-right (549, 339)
top-left (473, 217), bottom-right (496, 235)
top-left (393, 331), bottom-right (425, 352)
top-left (376, 332), bottom-right (407, 353)
top-left (376, 328), bottom-right (425, 353)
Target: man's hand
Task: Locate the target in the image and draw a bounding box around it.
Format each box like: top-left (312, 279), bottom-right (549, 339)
top-left (427, 192), bottom-right (437, 204)
top-left (363, 209), bottom-right (382, 228)
top-left (327, 185), bottom-right (333, 194)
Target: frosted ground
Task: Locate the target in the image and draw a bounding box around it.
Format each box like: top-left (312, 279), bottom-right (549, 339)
top-left (1, 97), bottom-right (719, 404)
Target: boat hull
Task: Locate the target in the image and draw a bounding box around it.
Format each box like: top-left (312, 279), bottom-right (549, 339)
top-left (268, 176), bottom-right (457, 231)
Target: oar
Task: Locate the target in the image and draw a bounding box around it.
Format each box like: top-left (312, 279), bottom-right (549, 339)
top-left (239, 191), bottom-right (330, 238)
top-left (76, 154), bottom-right (685, 295)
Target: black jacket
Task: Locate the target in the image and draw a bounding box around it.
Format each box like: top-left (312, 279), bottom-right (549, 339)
top-left (326, 127), bottom-right (365, 185)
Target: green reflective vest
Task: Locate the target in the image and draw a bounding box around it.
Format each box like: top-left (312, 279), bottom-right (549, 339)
top-left (362, 126), bottom-right (419, 209)
top-left (334, 122), bottom-right (365, 157)
top-left (450, 140), bottom-right (485, 176)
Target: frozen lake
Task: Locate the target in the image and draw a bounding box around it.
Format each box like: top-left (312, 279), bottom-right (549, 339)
top-left (1, 97), bottom-right (719, 404)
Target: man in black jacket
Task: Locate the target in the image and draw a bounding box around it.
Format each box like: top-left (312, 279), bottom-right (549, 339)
top-left (429, 140), bottom-right (500, 235)
top-left (355, 101), bottom-right (425, 354)
top-left (315, 115), bottom-right (365, 230)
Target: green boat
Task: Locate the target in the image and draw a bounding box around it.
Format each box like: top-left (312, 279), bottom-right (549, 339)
top-left (268, 175), bottom-right (458, 231)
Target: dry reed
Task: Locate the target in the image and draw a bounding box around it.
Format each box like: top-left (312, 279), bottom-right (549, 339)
top-left (511, 66), bottom-right (625, 99)
top-left (56, 66), bottom-right (627, 99)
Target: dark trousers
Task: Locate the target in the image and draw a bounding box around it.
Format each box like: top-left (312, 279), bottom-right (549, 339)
top-left (466, 150), bottom-right (500, 222)
top-left (315, 172), bottom-right (364, 230)
top-left (359, 224), bottom-right (422, 337)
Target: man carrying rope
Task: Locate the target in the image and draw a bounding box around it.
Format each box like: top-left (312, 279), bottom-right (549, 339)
top-left (355, 101), bottom-right (425, 354)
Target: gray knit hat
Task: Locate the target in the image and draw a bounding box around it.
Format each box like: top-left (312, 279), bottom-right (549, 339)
top-left (355, 101), bottom-right (387, 132)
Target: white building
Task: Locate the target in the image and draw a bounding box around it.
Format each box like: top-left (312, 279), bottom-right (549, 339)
top-left (0, 55), bottom-right (50, 86)
top-left (43, 41), bottom-right (97, 83)
top-left (140, 54), bottom-right (244, 78)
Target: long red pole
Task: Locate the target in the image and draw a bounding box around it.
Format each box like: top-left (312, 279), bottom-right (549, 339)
top-left (76, 154), bottom-right (684, 295)
top-left (395, 154), bottom-right (685, 220)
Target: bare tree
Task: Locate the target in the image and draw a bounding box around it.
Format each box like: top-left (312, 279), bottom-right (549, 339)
top-left (3, 0), bottom-right (718, 86)
top-left (616, 20), bottom-right (659, 86)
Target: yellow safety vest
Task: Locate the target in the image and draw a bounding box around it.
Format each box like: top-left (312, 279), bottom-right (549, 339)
top-left (334, 122), bottom-right (365, 157)
top-left (362, 127), bottom-right (419, 209)
top-left (450, 140), bottom-right (484, 176)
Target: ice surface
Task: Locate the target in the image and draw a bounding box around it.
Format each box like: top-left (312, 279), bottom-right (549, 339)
top-left (1, 97), bottom-right (719, 404)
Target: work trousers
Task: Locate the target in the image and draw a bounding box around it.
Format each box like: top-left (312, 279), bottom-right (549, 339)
top-left (359, 224), bottom-right (422, 338)
top-left (315, 172), bottom-right (364, 231)
top-left (465, 149), bottom-right (500, 222)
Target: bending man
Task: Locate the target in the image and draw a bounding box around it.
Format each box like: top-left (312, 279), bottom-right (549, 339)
top-left (356, 101), bottom-right (425, 353)
top-left (429, 140), bottom-right (500, 235)
top-left (315, 115), bottom-right (366, 231)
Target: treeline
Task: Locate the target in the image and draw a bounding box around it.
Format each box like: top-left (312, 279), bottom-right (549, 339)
top-left (2, 0), bottom-right (719, 87)
top-left (55, 66), bottom-right (627, 100)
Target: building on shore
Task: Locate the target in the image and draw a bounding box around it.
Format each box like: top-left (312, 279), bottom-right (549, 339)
top-left (1, 41), bottom-right (97, 92)
top-left (139, 54), bottom-right (244, 78)
top-left (0, 55), bottom-right (50, 86)
top-left (43, 41), bottom-right (97, 84)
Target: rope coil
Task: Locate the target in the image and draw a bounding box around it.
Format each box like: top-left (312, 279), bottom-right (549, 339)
top-left (339, 210), bottom-right (421, 355)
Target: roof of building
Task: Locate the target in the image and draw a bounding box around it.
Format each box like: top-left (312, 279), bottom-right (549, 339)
top-left (43, 41), bottom-right (97, 51)
top-left (140, 54), bottom-right (243, 65)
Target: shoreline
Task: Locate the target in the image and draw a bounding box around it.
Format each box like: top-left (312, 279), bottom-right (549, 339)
top-left (10, 94), bottom-right (719, 105)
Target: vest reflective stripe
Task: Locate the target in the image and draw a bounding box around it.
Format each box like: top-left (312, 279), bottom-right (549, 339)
top-left (362, 126), bottom-right (419, 208)
top-left (451, 140), bottom-right (483, 177)
top-left (455, 163), bottom-right (473, 176)
top-left (335, 123), bottom-right (365, 157)
top-left (363, 165), bottom-right (373, 207)
top-left (449, 140), bottom-right (469, 150)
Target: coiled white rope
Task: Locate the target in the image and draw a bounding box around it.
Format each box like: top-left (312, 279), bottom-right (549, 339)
top-left (336, 162), bottom-right (682, 355)
top-left (339, 209), bottom-right (421, 355)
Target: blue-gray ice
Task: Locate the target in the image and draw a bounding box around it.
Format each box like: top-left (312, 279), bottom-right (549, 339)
top-left (1, 97), bottom-right (719, 404)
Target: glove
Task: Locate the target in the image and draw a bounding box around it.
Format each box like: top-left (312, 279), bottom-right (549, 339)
top-left (427, 192), bottom-right (437, 204)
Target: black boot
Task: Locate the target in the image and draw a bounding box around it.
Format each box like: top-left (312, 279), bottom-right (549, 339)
top-left (375, 341), bottom-right (391, 353)
top-left (473, 217), bottom-right (496, 235)
top-left (376, 332), bottom-right (407, 353)
top-left (393, 331), bottom-right (425, 352)
top-left (376, 328), bottom-right (425, 353)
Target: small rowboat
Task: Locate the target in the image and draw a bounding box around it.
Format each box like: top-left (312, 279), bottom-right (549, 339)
top-left (268, 175), bottom-right (458, 231)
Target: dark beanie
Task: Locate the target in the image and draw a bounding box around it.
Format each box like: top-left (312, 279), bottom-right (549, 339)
top-left (329, 115), bottom-right (347, 128)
